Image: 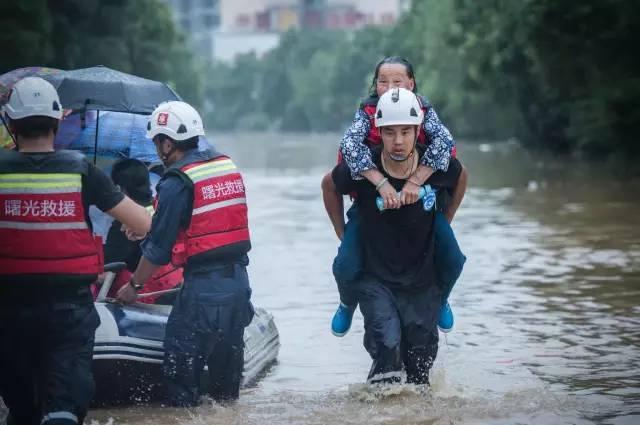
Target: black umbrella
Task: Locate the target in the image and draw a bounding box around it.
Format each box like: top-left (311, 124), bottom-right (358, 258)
top-left (46, 65), bottom-right (181, 163)
top-left (47, 65), bottom-right (181, 114)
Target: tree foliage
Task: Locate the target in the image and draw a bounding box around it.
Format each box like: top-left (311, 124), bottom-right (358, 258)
top-left (0, 0), bottom-right (203, 108)
top-left (2, 0), bottom-right (637, 156)
top-left (202, 0), bottom-right (638, 157)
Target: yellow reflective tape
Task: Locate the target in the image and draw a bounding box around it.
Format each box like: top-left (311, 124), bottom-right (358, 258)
top-left (184, 160), bottom-right (234, 176)
top-left (0, 173), bottom-right (81, 182)
top-left (0, 181), bottom-right (80, 189)
top-left (186, 160), bottom-right (235, 176)
top-left (187, 165), bottom-right (236, 181)
top-left (0, 173), bottom-right (81, 189)
top-left (185, 162), bottom-right (236, 180)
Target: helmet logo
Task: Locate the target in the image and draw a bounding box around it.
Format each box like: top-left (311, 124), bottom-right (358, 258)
top-left (391, 88), bottom-right (400, 103)
top-left (33, 92), bottom-right (41, 98)
top-left (410, 107), bottom-right (418, 117)
top-left (157, 112), bottom-right (169, 126)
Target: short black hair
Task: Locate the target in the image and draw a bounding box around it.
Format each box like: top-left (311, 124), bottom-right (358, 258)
top-left (8, 116), bottom-right (59, 139)
top-left (154, 135), bottom-right (199, 151)
top-left (111, 158), bottom-right (152, 205)
top-left (174, 136), bottom-right (199, 151)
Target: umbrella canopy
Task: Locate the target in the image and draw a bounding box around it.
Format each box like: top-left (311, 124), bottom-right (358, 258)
top-left (54, 110), bottom-right (160, 163)
top-left (0, 66), bottom-right (64, 105)
top-left (47, 65), bottom-right (181, 114)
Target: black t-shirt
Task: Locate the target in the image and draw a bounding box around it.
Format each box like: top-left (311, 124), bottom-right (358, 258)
top-left (332, 146), bottom-right (462, 290)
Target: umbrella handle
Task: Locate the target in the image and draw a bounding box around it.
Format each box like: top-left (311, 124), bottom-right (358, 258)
top-left (93, 110), bottom-right (99, 165)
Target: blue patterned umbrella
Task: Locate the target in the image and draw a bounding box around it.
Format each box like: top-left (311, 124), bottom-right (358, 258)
top-left (47, 65), bottom-right (182, 164)
top-left (55, 110), bottom-right (159, 163)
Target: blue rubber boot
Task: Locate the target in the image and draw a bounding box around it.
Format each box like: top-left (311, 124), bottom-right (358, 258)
top-left (438, 301), bottom-right (454, 333)
top-left (331, 302), bottom-right (356, 337)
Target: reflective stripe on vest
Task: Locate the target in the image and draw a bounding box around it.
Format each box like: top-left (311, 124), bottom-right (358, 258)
top-left (0, 172), bottom-right (102, 276)
top-left (170, 157), bottom-right (250, 266)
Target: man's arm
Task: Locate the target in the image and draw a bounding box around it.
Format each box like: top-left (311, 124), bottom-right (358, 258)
top-left (444, 164), bottom-right (468, 223)
top-left (85, 163), bottom-right (151, 236)
top-left (321, 171), bottom-right (345, 240)
top-left (105, 197), bottom-right (151, 236)
top-left (117, 176), bottom-right (190, 303)
top-left (426, 158), bottom-right (467, 223)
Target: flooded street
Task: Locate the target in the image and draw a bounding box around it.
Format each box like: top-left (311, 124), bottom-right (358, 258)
top-left (85, 134), bottom-right (640, 424)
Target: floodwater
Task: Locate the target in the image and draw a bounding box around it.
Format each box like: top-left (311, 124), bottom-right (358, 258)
top-left (7, 133), bottom-right (640, 424)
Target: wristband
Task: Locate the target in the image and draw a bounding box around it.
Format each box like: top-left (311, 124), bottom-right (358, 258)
top-left (130, 277), bottom-right (144, 291)
top-left (375, 177), bottom-right (389, 191)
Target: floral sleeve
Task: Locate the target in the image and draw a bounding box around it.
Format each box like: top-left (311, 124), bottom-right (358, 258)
top-left (421, 107), bottom-right (454, 172)
top-left (339, 108), bottom-right (373, 180)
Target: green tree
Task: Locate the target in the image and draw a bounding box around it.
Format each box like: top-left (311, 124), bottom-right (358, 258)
top-left (1, 0), bottom-right (203, 108)
top-left (0, 0), bottom-right (53, 73)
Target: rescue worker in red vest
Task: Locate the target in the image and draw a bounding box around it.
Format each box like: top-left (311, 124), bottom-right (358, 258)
top-left (115, 101), bottom-right (254, 406)
top-left (0, 77), bottom-right (151, 425)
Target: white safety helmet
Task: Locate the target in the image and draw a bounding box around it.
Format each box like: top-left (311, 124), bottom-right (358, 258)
top-left (374, 87), bottom-right (423, 128)
top-left (3, 77), bottom-right (63, 120)
top-left (146, 101), bottom-right (205, 142)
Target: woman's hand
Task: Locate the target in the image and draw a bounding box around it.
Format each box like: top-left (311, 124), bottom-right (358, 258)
top-left (121, 223), bottom-right (146, 241)
top-left (378, 181), bottom-right (400, 209)
top-left (400, 180), bottom-right (421, 205)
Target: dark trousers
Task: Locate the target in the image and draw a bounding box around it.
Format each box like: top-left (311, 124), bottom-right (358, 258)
top-left (334, 207), bottom-right (466, 306)
top-left (163, 263), bottom-right (254, 406)
top-left (0, 286), bottom-right (100, 425)
top-left (356, 277), bottom-right (441, 385)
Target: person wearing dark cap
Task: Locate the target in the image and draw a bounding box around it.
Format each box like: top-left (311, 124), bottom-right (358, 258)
top-left (102, 158), bottom-right (182, 304)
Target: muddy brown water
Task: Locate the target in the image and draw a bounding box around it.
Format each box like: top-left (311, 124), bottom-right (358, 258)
top-left (3, 134), bottom-right (639, 425)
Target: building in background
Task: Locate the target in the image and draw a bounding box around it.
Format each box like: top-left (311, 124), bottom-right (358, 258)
top-left (164, 0), bottom-right (410, 63)
top-left (164, 0), bottom-right (222, 60)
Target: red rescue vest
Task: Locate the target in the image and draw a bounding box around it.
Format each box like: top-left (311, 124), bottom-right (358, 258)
top-left (0, 150), bottom-right (103, 279)
top-left (167, 156), bottom-right (250, 267)
top-left (139, 205), bottom-right (182, 302)
top-left (107, 266), bottom-right (183, 304)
